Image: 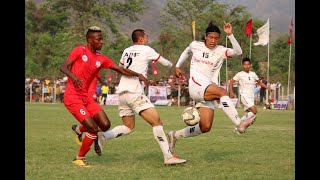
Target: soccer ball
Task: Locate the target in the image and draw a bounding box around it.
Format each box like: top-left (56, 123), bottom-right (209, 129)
top-left (181, 107), bottom-right (200, 126)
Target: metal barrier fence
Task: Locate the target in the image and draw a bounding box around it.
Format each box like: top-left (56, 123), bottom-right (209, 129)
top-left (25, 83), bottom-right (295, 110)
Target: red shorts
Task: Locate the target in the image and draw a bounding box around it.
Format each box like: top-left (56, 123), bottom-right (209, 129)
top-left (64, 94), bottom-right (102, 123)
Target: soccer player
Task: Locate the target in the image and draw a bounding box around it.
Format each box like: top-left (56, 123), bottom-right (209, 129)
top-left (60, 26), bottom-right (148, 167)
top-left (95, 29), bottom-right (187, 165)
top-left (168, 21), bottom-right (253, 154)
top-left (71, 73), bottom-right (103, 146)
top-left (89, 73), bottom-right (104, 103)
top-left (228, 57), bottom-right (273, 133)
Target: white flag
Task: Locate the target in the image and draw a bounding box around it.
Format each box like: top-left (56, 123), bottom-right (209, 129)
top-left (254, 19), bottom-right (269, 46)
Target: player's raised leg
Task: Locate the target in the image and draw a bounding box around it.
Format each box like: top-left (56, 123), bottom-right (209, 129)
top-left (168, 106), bottom-right (213, 153)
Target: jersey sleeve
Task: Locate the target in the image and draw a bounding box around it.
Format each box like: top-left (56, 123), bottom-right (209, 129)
top-left (157, 56), bottom-right (172, 68)
top-left (146, 46), bottom-right (160, 61)
top-left (101, 55), bottom-right (115, 69)
top-left (67, 46), bottom-right (84, 62)
top-left (224, 34), bottom-right (242, 59)
top-left (252, 72), bottom-right (259, 81)
top-left (232, 72), bottom-right (240, 81)
top-left (119, 50), bottom-right (125, 67)
top-left (176, 42), bottom-right (192, 67)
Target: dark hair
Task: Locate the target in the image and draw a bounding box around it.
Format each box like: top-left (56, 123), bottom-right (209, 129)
top-left (205, 21), bottom-right (221, 34)
top-left (86, 26), bottom-right (102, 40)
top-left (132, 29), bottom-right (145, 42)
top-left (242, 57), bottom-right (251, 64)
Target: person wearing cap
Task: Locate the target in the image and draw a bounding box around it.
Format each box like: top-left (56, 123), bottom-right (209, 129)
top-left (60, 26), bottom-right (148, 167)
top-left (168, 21), bottom-right (254, 156)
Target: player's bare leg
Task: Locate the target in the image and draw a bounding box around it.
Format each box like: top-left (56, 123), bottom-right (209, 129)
top-left (168, 107), bottom-right (213, 153)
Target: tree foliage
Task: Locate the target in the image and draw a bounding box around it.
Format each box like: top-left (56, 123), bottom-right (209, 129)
top-left (25, 0), bottom-right (145, 78)
top-left (25, 0), bottom-right (294, 86)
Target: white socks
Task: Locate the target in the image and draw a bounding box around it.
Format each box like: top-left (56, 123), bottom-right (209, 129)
top-left (152, 125), bottom-right (172, 159)
top-left (174, 123), bottom-right (202, 139)
top-left (241, 112), bottom-right (256, 121)
top-left (101, 125), bottom-right (132, 142)
top-left (220, 96), bottom-right (241, 126)
top-left (75, 125), bottom-right (81, 134)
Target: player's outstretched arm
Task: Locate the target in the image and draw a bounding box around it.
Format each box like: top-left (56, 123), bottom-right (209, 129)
top-left (175, 45), bottom-right (191, 78)
top-left (176, 46), bottom-right (191, 68)
top-left (257, 80), bottom-right (272, 92)
top-left (110, 64), bottom-right (148, 85)
top-left (223, 22), bottom-right (242, 57)
top-left (157, 56), bottom-right (173, 68)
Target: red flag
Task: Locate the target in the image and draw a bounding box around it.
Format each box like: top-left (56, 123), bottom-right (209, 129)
top-left (108, 72), bottom-right (112, 83)
top-left (115, 72), bottom-right (119, 83)
top-left (245, 19), bottom-right (252, 36)
top-left (288, 18), bottom-right (293, 44)
top-left (152, 60), bottom-right (158, 76)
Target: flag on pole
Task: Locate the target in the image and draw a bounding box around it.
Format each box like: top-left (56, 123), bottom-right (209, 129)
top-left (288, 18), bottom-right (293, 44)
top-left (192, 20), bottom-right (196, 41)
top-left (152, 60), bottom-right (158, 76)
top-left (253, 19), bottom-right (269, 46)
top-left (115, 72), bottom-right (119, 83)
top-left (108, 72), bottom-right (112, 83)
top-left (245, 19), bottom-right (252, 36)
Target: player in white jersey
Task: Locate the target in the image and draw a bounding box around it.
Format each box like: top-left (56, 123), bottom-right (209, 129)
top-left (229, 57), bottom-right (272, 133)
top-left (95, 29), bottom-right (187, 165)
top-left (168, 21), bottom-right (254, 154)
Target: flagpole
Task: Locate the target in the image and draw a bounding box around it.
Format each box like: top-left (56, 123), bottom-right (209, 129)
top-left (225, 35), bottom-right (228, 91)
top-left (266, 19), bottom-right (270, 103)
top-left (287, 43), bottom-right (292, 99)
top-left (287, 17), bottom-right (293, 99)
top-left (249, 34), bottom-right (252, 59)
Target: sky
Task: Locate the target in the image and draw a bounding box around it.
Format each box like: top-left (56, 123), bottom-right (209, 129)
top-left (33, 0), bottom-right (295, 40)
top-left (216, 0), bottom-right (295, 33)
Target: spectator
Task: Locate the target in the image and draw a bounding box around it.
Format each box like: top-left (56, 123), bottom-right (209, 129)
top-left (101, 83), bottom-right (109, 105)
top-left (259, 77), bottom-right (267, 105)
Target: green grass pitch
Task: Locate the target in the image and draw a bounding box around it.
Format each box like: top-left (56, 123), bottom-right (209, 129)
top-left (25, 103), bottom-right (294, 179)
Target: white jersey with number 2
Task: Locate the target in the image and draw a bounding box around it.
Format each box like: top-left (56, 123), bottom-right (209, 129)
top-left (118, 45), bottom-right (172, 94)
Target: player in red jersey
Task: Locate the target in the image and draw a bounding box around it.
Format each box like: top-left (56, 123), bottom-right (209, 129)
top-left (70, 73), bottom-right (104, 147)
top-left (88, 73), bottom-right (103, 103)
top-left (60, 26), bottom-right (147, 167)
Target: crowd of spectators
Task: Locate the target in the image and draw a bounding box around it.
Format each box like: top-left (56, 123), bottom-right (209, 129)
top-left (25, 75), bottom-right (285, 108)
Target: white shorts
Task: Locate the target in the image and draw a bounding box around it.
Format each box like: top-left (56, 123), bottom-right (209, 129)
top-left (189, 78), bottom-right (214, 110)
top-left (240, 95), bottom-right (254, 111)
top-left (118, 92), bottom-right (154, 117)
top-left (195, 101), bottom-right (215, 110)
top-left (188, 77), bottom-right (210, 102)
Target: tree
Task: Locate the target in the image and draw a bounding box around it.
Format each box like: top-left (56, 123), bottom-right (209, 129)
top-left (158, 0), bottom-right (253, 82)
top-left (25, 0), bottom-right (146, 79)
